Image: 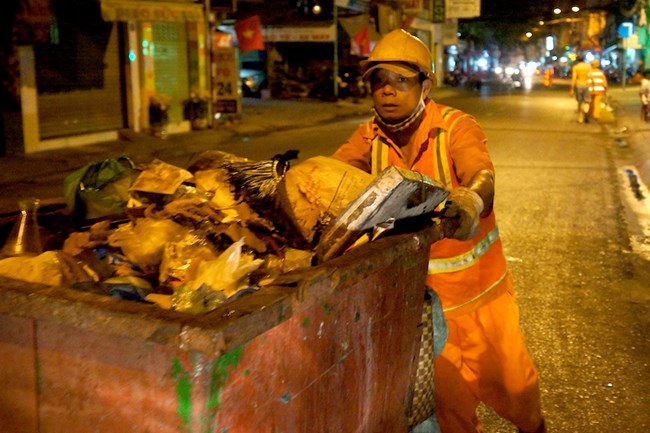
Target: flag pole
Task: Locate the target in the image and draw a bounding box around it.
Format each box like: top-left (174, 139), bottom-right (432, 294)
top-left (334, 3), bottom-right (339, 99)
top-left (204, 0), bottom-right (213, 126)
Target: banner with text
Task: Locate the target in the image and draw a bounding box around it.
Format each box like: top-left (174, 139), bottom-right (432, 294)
top-left (100, 0), bottom-right (204, 22)
top-left (211, 46), bottom-right (240, 114)
top-left (446, 0), bottom-right (480, 19)
top-left (262, 25), bottom-right (336, 42)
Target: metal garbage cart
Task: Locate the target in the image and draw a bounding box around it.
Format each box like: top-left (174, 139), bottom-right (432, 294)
top-left (0, 226), bottom-right (438, 433)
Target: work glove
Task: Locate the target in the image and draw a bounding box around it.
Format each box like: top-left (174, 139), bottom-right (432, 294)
top-left (441, 187), bottom-right (484, 241)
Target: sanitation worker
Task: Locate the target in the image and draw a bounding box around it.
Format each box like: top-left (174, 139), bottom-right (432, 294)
top-left (332, 29), bottom-right (546, 433)
top-left (587, 59), bottom-right (608, 121)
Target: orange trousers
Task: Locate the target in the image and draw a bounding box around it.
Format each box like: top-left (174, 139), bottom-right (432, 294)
top-left (589, 93), bottom-right (605, 120)
top-left (434, 289), bottom-right (543, 433)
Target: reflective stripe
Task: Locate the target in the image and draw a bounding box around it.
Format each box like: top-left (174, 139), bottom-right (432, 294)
top-left (442, 268), bottom-right (508, 313)
top-left (371, 135), bottom-right (389, 176)
top-left (428, 226), bottom-right (500, 274)
top-left (588, 72), bottom-right (607, 93)
top-left (435, 107), bottom-right (466, 189)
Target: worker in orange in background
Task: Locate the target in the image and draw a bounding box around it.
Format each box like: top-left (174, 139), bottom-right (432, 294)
top-left (543, 65), bottom-right (554, 87)
top-left (332, 29), bottom-right (546, 433)
top-left (588, 59), bottom-right (608, 122)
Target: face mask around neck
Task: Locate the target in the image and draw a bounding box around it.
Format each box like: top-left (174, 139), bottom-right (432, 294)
top-left (374, 96), bottom-right (427, 133)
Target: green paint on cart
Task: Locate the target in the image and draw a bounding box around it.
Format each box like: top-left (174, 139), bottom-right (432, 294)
top-left (171, 347), bottom-right (244, 433)
top-left (171, 358), bottom-right (193, 432)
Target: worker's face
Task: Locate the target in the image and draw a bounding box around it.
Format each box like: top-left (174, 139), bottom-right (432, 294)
top-left (369, 69), bottom-right (430, 122)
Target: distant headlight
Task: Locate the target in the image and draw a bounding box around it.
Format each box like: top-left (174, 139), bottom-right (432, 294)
top-left (244, 76), bottom-right (259, 92)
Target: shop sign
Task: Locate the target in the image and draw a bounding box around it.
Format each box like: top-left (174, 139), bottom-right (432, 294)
top-left (617, 22), bottom-right (634, 39)
top-left (262, 25), bottom-right (336, 43)
top-left (622, 33), bottom-right (642, 49)
top-left (432, 0), bottom-right (446, 23)
top-left (446, 0), bottom-right (480, 19)
top-left (442, 19), bottom-right (458, 45)
top-left (101, 0), bottom-right (204, 22)
top-left (212, 47), bottom-right (240, 114)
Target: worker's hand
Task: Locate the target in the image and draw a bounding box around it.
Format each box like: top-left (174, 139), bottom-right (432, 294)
top-left (441, 187), bottom-right (484, 241)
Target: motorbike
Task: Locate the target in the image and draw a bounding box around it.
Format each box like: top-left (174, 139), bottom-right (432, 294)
top-left (308, 66), bottom-right (368, 102)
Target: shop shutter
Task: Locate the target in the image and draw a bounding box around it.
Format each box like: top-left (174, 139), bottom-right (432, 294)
top-left (37, 24), bottom-right (124, 139)
top-left (152, 21), bottom-right (189, 124)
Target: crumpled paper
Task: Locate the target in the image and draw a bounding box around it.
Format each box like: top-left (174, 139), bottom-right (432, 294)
top-left (0, 250), bottom-right (92, 287)
top-left (129, 159), bottom-right (193, 195)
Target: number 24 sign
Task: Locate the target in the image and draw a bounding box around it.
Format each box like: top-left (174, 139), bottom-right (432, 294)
top-left (212, 47), bottom-right (239, 112)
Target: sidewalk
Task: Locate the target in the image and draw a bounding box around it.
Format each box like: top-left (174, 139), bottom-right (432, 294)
top-left (0, 97), bottom-right (373, 187)
top-left (604, 86), bottom-right (650, 188)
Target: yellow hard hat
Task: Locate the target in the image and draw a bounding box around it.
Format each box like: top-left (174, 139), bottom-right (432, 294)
top-left (361, 29), bottom-right (436, 87)
top-left (591, 59), bottom-right (600, 68)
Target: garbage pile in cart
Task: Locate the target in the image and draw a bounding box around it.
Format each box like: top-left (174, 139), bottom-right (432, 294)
top-left (0, 150), bottom-right (448, 313)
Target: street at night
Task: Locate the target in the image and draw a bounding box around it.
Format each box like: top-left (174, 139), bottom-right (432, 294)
top-left (2, 0), bottom-right (650, 428)
top-left (1, 81), bottom-right (650, 431)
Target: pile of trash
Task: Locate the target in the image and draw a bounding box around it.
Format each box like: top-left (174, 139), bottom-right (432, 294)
top-left (0, 151), bottom-right (377, 314)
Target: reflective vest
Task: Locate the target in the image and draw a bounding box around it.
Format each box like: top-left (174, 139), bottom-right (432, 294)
top-left (588, 70), bottom-right (607, 94)
top-left (370, 105), bottom-right (511, 318)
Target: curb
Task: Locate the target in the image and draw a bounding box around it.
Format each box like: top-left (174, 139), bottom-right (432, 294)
top-left (607, 88), bottom-right (650, 188)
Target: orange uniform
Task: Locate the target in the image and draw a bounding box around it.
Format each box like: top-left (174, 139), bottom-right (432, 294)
top-left (588, 68), bottom-right (608, 120)
top-left (333, 99), bottom-right (543, 433)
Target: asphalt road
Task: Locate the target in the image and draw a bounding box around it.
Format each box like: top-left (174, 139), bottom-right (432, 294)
top-left (199, 86), bottom-right (650, 431)
top-left (439, 85), bottom-right (650, 432)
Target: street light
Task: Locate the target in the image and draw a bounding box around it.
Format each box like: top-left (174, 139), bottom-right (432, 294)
top-left (553, 8), bottom-right (561, 14)
top-left (571, 6), bottom-right (580, 12)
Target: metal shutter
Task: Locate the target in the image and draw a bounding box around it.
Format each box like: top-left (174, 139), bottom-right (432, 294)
top-left (152, 21), bottom-right (189, 124)
top-left (37, 23), bottom-right (124, 139)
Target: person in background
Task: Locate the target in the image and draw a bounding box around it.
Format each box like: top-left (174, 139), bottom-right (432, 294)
top-left (587, 59), bottom-right (608, 122)
top-left (570, 54), bottom-right (592, 123)
top-left (543, 65), bottom-right (554, 87)
top-left (640, 69), bottom-right (650, 123)
top-left (332, 29), bottom-right (546, 433)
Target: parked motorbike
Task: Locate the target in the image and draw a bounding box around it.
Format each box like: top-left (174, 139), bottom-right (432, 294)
top-left (308, 67), bottom-right (368, 102)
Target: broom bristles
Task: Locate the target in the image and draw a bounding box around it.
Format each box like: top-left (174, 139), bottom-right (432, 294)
top-left (220, 150), bottom-right (299, 205)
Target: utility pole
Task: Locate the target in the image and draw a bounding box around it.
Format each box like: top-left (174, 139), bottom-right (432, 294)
top-left (333, 3), bottom-right (339, 99)
top-left (204, 0), bottom-right (213, 125)
top-left (621, 37), bottom-right (627, 90)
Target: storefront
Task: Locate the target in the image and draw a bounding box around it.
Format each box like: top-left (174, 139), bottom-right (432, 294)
top-left (16, 0), bottom-right (209, 153)
top-left (262, 24), bottom-right (338, 99)
top-left (101, 0), bottom-right (208, 135)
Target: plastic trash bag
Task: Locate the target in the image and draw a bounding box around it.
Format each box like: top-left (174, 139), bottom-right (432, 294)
top-left (107, 218), bottom-right (189, 272)
top-left (0, 250), bottom-right (92, 287)
top-left (172, 238), bottom-right (264, 314)
top-left (63, 156), bottom-right (137, 222)
top-left (72, 276), bottom-right (153, 302)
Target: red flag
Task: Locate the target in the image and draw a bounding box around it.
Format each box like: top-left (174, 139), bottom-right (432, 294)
top-left (234, 15), bottom-right (265, 53)
top-left (402, 15), bottom-right (415, 30)
top-left (353, 26), bottom-right (370, 57)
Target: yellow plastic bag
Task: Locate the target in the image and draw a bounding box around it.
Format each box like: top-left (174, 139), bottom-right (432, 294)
top-left (107, 218), bottom-right (189, 271)
top-left (172, 239), bottom-right (263, 313)
top-left (0, 251), bottom-right (92, 287)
